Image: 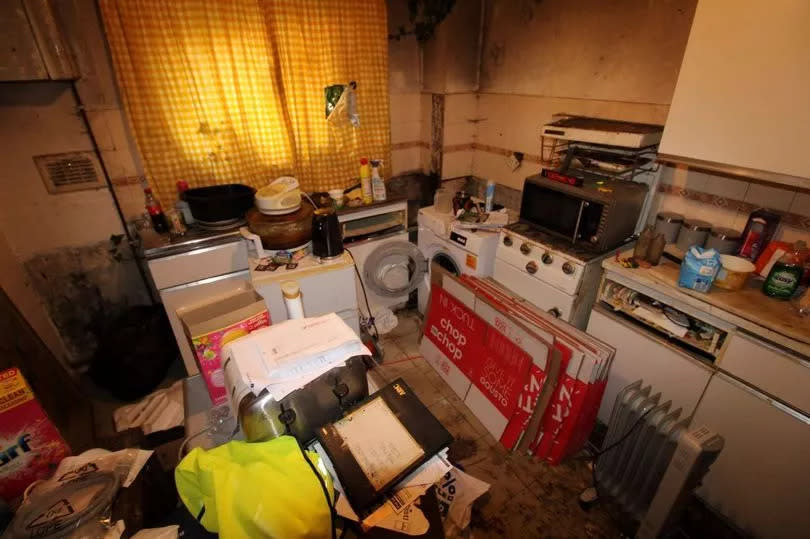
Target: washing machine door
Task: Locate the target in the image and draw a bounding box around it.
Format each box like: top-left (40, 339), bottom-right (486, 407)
top-left (363, 241), bottom-right (426, 298)
top-left (428, 249), bottom-right (461, 277)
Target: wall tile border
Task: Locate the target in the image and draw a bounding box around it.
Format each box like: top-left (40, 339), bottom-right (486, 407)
top-left (658, 183), bottom-right (810, 231)
top-left (392, 141), bottom-right (429, 150)
top-left (109, 175), bottom-right (145, 186)
top-left (390, 142), bottom-right (810, 232)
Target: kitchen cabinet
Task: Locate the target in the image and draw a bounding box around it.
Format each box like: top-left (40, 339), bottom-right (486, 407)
top-left (658, 0), bottom-right (810, 188)
top-left (719, 332), bottom-right (810, 416)
top-left (587, 306), bottom-right (713, 425)
top-left (692, 373), bottom-right (810, 538)
top-left (0, 0), bottom-right (78, 81)
top-left (147, 241), bottom-right (249, 290)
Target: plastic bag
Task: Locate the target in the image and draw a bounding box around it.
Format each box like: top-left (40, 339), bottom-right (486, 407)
top-left (678, 246), bottom-right (721, 293)
top-left (325, 82), bottom-right (359, 127)
top-left (4, 449), bottom-right (152, 538)
top-left (434, 466), bottom-right (490, 537)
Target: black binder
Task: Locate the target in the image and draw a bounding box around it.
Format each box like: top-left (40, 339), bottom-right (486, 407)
top-left (315, 378), bottom-right (453, 516)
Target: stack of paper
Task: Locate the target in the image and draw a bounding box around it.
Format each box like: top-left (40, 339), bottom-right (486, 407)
top-left (312, 441), bottom-right (452, 533)
top-left (223, 313), bottom-right (367, 411)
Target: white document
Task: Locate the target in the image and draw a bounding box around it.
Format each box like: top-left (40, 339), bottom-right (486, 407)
top-left (333, 396), bottom-right (425, 490)
top-left (311, 441), bottom-right (451, 534)
top-left (360, 450), bottom-right (452, 530)
top-left (224, 313), bottom-right (367, 405)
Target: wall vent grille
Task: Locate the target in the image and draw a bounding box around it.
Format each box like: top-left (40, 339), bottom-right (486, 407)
top-left (33, 152), bottom-right (105, 193)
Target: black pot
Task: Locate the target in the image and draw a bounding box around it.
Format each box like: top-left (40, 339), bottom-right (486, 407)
top-left (181, 184), bottom-right (256, 223)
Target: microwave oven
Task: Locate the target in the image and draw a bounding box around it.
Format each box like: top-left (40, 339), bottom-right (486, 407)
top-left (519, 173), bottom-right (648, 252)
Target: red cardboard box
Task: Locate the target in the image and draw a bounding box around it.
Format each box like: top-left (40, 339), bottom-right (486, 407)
top-left (421, 285), bottom-right (486, 399)
top-left (0, 368), bottom-right (71, 504)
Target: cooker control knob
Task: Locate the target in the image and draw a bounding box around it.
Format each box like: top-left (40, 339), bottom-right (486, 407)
top-left (541, 252), bottom-right (553, 265)
top-left (503, 235), bottom-right (513, 247)
top-left (547, 307), bottom-right (561, 318)
top-left (562, 262), bottom-right (574, 275)
top-left (520, 242), bottom-right (532, 255)
top-left (525, 261), bottom-right (538, 275)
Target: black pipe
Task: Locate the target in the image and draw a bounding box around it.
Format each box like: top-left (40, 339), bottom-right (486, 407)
top-left (69, 83), bottom-right (157, 305)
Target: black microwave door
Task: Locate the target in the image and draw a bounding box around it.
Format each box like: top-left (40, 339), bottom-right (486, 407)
top-left (520, 183), bottom-right (604, 241)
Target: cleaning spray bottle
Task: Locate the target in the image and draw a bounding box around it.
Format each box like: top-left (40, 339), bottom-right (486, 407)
top-left (370, 159), bottom-right (386, 202)
top-left (359, 158), bottom-right (372, 204)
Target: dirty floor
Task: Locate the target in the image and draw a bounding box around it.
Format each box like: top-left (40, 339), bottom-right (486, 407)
top-left (373, 310), bottom-right (619, 539)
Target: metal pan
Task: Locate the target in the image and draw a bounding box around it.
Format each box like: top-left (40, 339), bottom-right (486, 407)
top-left (181, 184), bottom-right (255, 223)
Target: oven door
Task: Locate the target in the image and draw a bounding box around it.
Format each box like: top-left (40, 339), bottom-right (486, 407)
top-left (520, 181), bottom-right (605, 243)
top-left (493, 258), bottom-right (575, 321)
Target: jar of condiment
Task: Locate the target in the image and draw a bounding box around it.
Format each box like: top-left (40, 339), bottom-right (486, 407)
top-left (654, 212), bottom-right (684, 243)
top-left (705, 227), bottom-right (741, 255)
top-left (647, 233), bottom-right (666, 265)
top-left (634, 226), bottom-right (654, 260)
top-left (676, 219), bottom-right (712, 252)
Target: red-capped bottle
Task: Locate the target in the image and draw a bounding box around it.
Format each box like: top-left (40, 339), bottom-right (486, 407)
top-left (144, 187), bottom-right (168, 233)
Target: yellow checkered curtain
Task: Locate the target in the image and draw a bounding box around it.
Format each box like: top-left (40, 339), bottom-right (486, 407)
top-left (99, 0), bottom-right (390, 204)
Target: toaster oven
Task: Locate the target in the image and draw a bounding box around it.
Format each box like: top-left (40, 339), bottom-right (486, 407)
top-left (520, 173), bottom-right (648, 252)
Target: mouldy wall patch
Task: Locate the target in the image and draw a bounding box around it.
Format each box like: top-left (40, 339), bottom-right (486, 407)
top-left (23, 240), bottom-right (151, 366)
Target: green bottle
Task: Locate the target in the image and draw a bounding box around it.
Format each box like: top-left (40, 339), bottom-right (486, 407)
top-left (763, 242), bottom-right (804, 299)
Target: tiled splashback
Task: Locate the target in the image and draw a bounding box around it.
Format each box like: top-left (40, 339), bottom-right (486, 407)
top-left (650, 165), bottom-right (810, 243)
top-left (389, 90), bottom-right (809, 244)
top-left (439, 176), bottom-right (522, 213)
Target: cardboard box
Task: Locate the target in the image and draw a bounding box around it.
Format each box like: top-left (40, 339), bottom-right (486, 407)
top-left (0, 368), bottom-right (71, 504)
top-left (179, 289), bottom-right (270, 405)
top-left (420, 284), bottom-right (486, 400)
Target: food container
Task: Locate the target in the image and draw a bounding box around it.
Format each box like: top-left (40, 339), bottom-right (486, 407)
top-left (714, 255), bottom-right (755, 290)
top-left (328, 188), bottom-right (345, 209)
top-left (179, 289), bottom-right (270, 405)
top-left (675, 219), bottom-right (712, 252)
top-left (706, 227), bottom-right (741, 254)
top-left (654, 212), bottom-right (684, 243)
top-left (245, 204), bottom-right (314, 250)
top-left (678, 246), bottom-right (721, 293)
top-left (434, 188), bottom-right (453, 214)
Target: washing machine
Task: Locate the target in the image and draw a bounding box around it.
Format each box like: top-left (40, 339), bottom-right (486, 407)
top-left (416, 206), bottom-right (501, 315)
top-left (340, 199), bottom-right (426, 320)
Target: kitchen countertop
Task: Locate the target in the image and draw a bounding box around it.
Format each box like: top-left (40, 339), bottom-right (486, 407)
top-left (602, 250), bottom-right (810, 355)
top-left (336, 195), bottom-right (408, 216)
top-left (139, 225), bottom-right (243, 259)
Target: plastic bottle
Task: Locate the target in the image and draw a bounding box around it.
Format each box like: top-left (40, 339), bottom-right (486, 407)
top-left (484, 180), bottom-right (495, 212)
top-left (281, 280), bottom-right (304, 319)
top-left (763, 241), bottom-right (805, 299)
top-left (359, 158), bottom-right (373, 204)
top-left (738, 208), bottom-right (781, 261)
top-left (370, 159), bottom-right (386, 202)
top-left (144, 187), bottom-right (168, 233)
top-left (175, 180), bottom-right (195, 225)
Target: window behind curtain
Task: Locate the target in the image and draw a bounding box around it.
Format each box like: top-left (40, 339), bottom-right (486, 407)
top-left (100, 0), bottom-right (391, 204)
